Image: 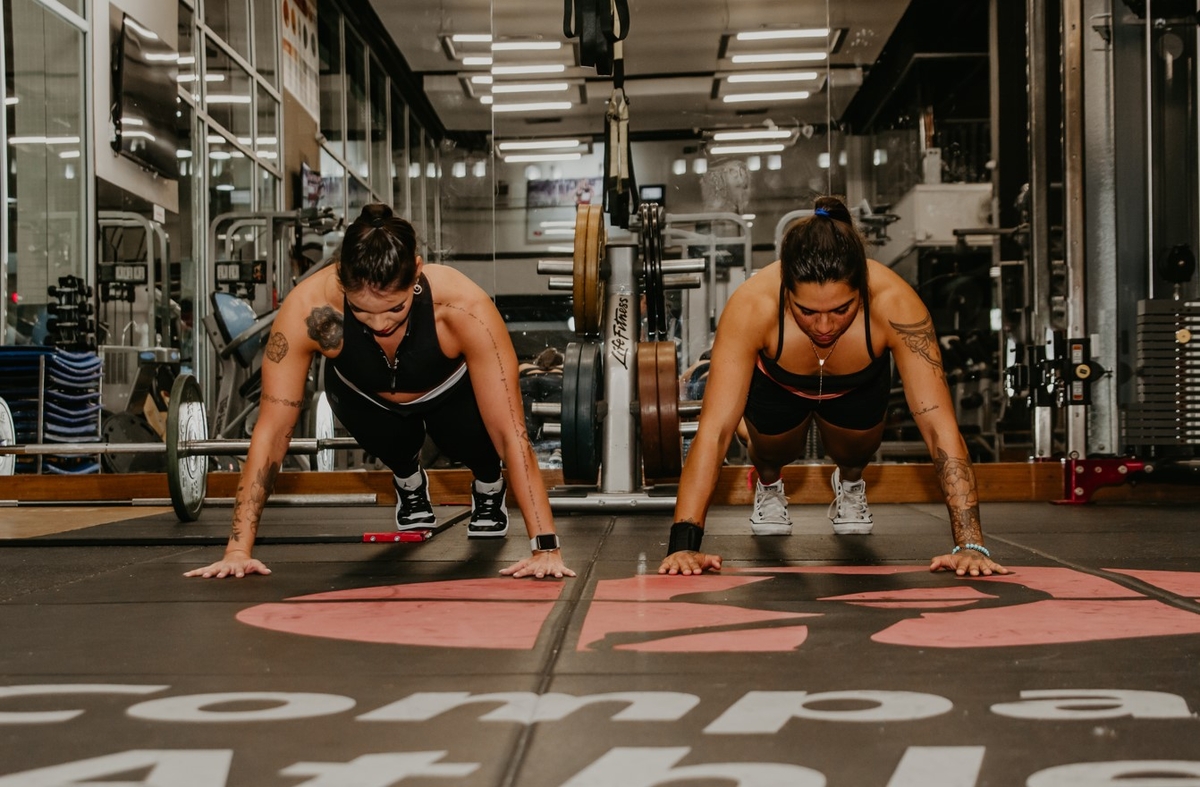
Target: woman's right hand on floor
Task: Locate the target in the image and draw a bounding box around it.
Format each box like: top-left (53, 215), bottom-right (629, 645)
top-left (184, 552), bottom-right (272, 579)
top-left (658, 550), bottom-right (723, 575)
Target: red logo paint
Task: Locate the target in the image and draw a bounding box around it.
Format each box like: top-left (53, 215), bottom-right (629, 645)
top-left (235, 567), bottom-right (1200, 652)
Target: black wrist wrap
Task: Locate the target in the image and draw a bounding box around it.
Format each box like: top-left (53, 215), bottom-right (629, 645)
top-left (667, 522), bottom-right (704, 555)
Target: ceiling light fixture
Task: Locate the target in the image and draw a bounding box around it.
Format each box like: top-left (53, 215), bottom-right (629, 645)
top-left (497, 139), bottom-right (583, 151)
top-left (451, 34), bottom-right (493, 43)
top-left (722, 91), bottom-right (810, 104)
top-left (503, 152), bottom-right (583, 163)
top-left (462, 56), bottom-right (494, 66)
top-left (730, 52), bottom-right (827, 64)
top-left (470, 75), bottom-right (493, 85)
top-left (492, 41), bottom-right (563, 51)
top-left (709, 143), bottom-right (786, 155)
top-left (491, 101), bottom-right (573, 113)
top-left (726, 71), bottom-right (820, 83)
top-left (735, 28), bottom-right (828, 41)
top-left (492, 64), bottom-right (567, 76)
top-left (711, 129), bottom-right (793, 142)
top-left (491, 82), bottom-right (570, 94)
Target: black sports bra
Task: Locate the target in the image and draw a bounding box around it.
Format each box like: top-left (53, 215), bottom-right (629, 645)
top-left (756, 283), bottom-right (890, 395)
top-left (330, 273), bottom-right (465, 394)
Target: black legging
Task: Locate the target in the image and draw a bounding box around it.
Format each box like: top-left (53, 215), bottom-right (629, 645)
top-left (324, 369), bottom-right (502, 483)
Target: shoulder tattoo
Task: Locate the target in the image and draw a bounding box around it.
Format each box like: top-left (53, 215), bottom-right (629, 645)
top-left (265, 331), bottom-right (288, 363)
top-left (889, 315), bottom-right (945, 381)
top-left (306, 306), bottom-right (343, 351)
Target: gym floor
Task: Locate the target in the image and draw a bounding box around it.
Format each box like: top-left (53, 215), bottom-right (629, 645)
top-left (2, 494), bottom-right (1199, 785)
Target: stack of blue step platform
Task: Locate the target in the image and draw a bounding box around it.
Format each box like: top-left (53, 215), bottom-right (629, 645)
top-left (0, 347), bottom-right (103, 474)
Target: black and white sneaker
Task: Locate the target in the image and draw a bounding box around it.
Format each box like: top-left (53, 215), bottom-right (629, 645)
top-left (468, 477), bottom-right (509, 538)
top-left (393, 468), bottom-right (437, 530)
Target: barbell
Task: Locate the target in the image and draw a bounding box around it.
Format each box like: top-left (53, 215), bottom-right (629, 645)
top-left (0, 374), bottom-right (357, 521)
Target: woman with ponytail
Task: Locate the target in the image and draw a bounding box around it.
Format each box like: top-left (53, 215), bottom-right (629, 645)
top-left (187, 204), bottom-right (573, 581)
top-left (659, 195), bottom-right (1006, 579)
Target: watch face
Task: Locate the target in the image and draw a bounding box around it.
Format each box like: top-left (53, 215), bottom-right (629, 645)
top-left (532, 534), bottom-right (560, 551)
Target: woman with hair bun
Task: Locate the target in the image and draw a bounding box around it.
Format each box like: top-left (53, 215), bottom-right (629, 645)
top-left (659, 195), bottom-right (1007, 579)
top-left (187, 203), bottom-right (573, 581)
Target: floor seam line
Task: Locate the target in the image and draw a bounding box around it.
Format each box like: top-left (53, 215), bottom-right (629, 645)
top-left (496, 514), bottom-right (616, 787)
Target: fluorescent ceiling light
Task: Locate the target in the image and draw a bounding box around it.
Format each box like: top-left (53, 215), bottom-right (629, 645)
top-left (546, 245), bottom-right (575, 253)
top-left (58, 150), bottom-right (81, 159)
top-left (178, 56), bottom-right (196, 65)
top-left (503, 152), bottom-right (583, 163)
top-left (124, 18), bottom-right (159, 40)
top-left (9, 135), bottom-right (81, 145)
top-left (177, 150), bottom-right (193, 159)
top-left (735, 28), bottom-right (828, 41)
top-left (470, 75), bottom-right (493, 84)
top-left (4, 97), bottom-right (17, 105)
top-left (731, 52), bottom-right (827, 64)
top-left (451, 34), bottom-right (492, 43)
top-left (492, 101), bottom-right (572, 113)
top-left (207, 94), bottom-right (252, 104)
top-left (492, 41), bottom-right (563, 51)
top-left (711, 129), bottom-right (793, 141)
top-left (491, 82), bottom-right (570, 94)
top-left (492, 64), bottom-right (567, 76)
top-left (206, 135), bottom-right (228, 144)
top-left (722, 91), bottom-right (810, 103)
top-left (497, 139), bottom-right (582, 151)
top-left (479, 95), bottom-right (493, 105)
top-left (462, 56), bottom-right (494, 66)
top-left (540, 220), bottom-right (578, 228)
top-left (209, 151), bottom-right (232, 160)
top-left (726, 71), bottom-right (819, 83)
top-left (709, 143), bottom-right (786, 155)
top-left (144, 53), bottom-right (178, 62)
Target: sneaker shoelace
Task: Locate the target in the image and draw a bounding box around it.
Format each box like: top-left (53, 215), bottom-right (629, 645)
top-left (396, 483), bottom-right (430, 515)
top-left (754, 484), bottom-right (788, 519)
top-left (473, 487), bottom-right (503, 522)
top-left (835, 483), bottom-right (869, 519)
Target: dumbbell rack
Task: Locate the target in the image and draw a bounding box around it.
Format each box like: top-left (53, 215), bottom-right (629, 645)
top-left (536, 242), bottom-right (704, 510)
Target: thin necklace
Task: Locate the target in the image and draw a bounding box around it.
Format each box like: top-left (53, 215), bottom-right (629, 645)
top-left (809, 335), bottom-right (841, 399)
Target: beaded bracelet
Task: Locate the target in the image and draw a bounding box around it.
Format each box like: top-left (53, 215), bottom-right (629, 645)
top-left (667, 522), bottom-right (704, 555)
top-left (952, 543), bottom-right (991, 558)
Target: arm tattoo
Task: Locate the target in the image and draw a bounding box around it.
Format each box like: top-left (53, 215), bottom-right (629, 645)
top-left (912, 404), bottom-right (940, 417)
top-left (261, 393), bottom-right (304, 408)
top-left (230, 460), bottom-right (281, 545)
top-left (265, 332), bottom-right (288, 363)
top-left (305, 306), bottom-right (343, 351)
top-left (932, 448), bottom-right (983, 546)
top-left (890, 316), bottom-right (946, 383)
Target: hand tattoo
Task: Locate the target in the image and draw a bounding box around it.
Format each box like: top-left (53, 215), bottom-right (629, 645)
top-left (265, 332), bottom-right (288, 363)
top-left (306, 306), bottom-right (343, 351)
top-left (890, 315), bottom-right (946, 384)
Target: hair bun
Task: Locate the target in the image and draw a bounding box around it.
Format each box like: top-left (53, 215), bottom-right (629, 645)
top-left (360, 202), bottom-right (393, 228)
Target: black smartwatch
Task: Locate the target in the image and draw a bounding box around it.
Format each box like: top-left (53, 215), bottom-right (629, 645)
top-left (530, 533), bottom-right (561, 552)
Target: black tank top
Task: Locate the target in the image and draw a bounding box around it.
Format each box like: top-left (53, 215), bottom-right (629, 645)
top-left (331, 273), bottom-right (465, 394)
top-left (757, 283), bottom-right (891, 395)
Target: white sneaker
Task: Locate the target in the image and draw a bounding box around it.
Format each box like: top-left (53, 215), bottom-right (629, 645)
top-left (393, 468), bottom-right (437, 531)
top-left (750, 478), bottom-right (792, 536)
top-left (828, 467), bottom-right (873, 534)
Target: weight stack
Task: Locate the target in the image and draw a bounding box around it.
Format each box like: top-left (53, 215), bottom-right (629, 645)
top-left (1124, 299), bottom-right (1200, 448)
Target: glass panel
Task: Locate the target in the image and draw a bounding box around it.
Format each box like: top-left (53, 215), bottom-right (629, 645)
top-left (409, 124), bottom-right (427, 256)
top-left (390, 84), bottom-right (408, 216)
top-left (257, 163), bottom-right (277, 211)
top-left (426, 133), bottom-right (439, 259)
top-left (344, 29), bottom-right (369, 181)
top-left (4, 0), bottom-right (87, 346)
top-left (347, 174), bottom-right (371, 215)
top-left (252, 0), bottom-right (278, 86)
top-left (256, 84), bottom-right (279, 164)
top-left (167, 101), bottom-right (198, 366)
top-left (319, 146), bottom-right (345, 219)
top-left (316, 5), bottom-right (342, 159)
top-left (204, 0), bottom-right (250, 61)
top-left (203, 37), bottom-right (253, 139)
top-left (369, 57), bottom-right (388, 193)
top-left (177, 2), bottom-right (199, 103)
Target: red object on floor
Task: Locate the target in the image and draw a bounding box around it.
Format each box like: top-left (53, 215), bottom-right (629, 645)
top-left (362, 530), bottom-right (432, 542)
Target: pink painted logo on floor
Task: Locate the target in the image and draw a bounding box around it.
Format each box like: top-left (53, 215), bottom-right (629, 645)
top-left (234, 567), bottom-right (1200, 652)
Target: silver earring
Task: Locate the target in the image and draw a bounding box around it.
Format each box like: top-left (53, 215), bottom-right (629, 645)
top-left (413, 283), bottom-right (423, 295)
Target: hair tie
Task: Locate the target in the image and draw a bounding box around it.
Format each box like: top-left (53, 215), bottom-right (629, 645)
top-left (370, 217), bottom-right (385, 229)
top-left (814, 207), bottom-right (830, 217)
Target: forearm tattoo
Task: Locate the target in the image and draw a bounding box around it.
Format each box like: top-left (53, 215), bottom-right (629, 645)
top-left (265, 332), bottom-right (288, 363)
top-left (932, 448), bottom-right (983, 546)
top-left (890, 316), bottom-right (946, 384)
top-left (306, 306), bottom-right (343, 351)
top-left (261, 393), bottom-right (304, 408)
top-left (231, 460), bottom-right (281, 545)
